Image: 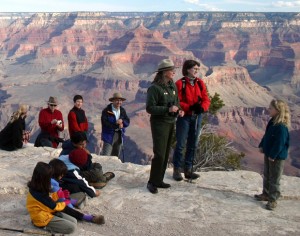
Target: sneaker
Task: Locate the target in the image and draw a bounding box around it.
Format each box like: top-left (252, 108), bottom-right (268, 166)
top-left (254, 193), bottom-right (269, 201)
top-left (92, 215), bottom-right (105, 225)
top-left (266, 201), bottom-right (277, 210)
top-left (155, 182), bottom-right (171, 188)
top-left (89, 182), bottom-right (107, 189)
top-left (147, 182), bottom-right (158, 194)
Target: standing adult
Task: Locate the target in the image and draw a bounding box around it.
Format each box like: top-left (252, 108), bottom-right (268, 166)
top-left (101, 92), bottom-right (130, 158)
top-left (35, 97), bottom-right (64, 148)
top-left (0, 104), bottom-right (29, 151)
top-left (172, 60), bottom-right (211, 181)
top-left (146, 59), bottom-right (184, 194)
top-left (68, 95), bottom-right (88, 139)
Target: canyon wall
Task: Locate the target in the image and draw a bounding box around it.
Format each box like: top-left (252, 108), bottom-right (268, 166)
top-left (0, 12), bottom-right (299, 175)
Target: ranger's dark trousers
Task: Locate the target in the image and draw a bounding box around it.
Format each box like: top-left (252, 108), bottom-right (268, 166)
top-left (148, 120), bottom-right (174, 185)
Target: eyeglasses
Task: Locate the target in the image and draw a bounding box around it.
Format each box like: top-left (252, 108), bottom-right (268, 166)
top-left (49, 104), bottom-right (57, 107)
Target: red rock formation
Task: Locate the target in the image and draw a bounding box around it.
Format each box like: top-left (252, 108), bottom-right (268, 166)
top-left (0, 12), bottom-right (299, 174)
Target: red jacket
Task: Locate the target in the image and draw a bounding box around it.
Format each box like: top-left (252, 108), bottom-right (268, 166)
top-left (38, 108), bottom-right (64, 148)
top-left (175, 77), bottom-right (211, 116)
top-left (68, 107), bottom-right (88, 138)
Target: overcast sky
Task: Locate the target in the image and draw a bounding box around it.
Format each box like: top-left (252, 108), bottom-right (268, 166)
top-left (1, 0), bottom-right (300, 12)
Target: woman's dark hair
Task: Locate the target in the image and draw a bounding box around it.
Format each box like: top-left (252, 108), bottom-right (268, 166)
top-left (182, 60), bottom-right (200, 76)
top-left (49, 158), bottom-right (68, 180)
top-left (153, 71), bottom-right (167, 85)
top-left (73, 95), bottom-right (83, 103)
top-left (27, 162), bottom-right (53, 194)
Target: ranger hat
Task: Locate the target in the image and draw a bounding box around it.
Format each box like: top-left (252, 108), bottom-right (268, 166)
top-left (155, 59), bottom-right (178, 72)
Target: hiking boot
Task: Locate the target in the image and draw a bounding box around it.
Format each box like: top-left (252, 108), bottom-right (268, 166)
top-left (155, 182), bottom-right (171, 188)
top-left (254, 193), bottom-right (269, 201)
top-left (184, 168), bottom-right (200, 180)
top-left (266, 201), bottom-right (277, 210)
top-left (173, 168), bottom-right (183, 181)
top-left (89, 182), bottom-right (107, 189)
top-left (92, 215), bottom-right (105, 225)
top-left (147, 182), bottom-right (158, 194)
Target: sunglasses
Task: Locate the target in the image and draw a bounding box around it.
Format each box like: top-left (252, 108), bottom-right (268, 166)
top-left (49, 104), bottom-right (57, 107)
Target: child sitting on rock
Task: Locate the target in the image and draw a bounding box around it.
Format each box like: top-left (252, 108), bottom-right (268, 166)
top-left (49, 158), bottom-right (105, 224)
top-left (58, 149), bottom-right (101, 198)
top-left (26, 162), bottom-right (77, 235)
top-left (60, 131), bottom-right (115, 188)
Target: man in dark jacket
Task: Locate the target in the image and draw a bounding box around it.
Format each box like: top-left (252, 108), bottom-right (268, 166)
top-left (101, 92), bottom-right (130, 159)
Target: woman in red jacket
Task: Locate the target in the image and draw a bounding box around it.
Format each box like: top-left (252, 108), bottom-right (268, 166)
top-left (173, 60), bottom-right (210, 181)
top-left (68, 95), bottom-right (88, 138)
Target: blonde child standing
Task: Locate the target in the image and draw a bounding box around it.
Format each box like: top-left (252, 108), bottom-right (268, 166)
top-left (255, 99), bottom-right (290, 210)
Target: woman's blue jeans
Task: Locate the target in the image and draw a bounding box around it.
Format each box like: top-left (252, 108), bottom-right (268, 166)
top-left (173, 114), bottom-right (202, 169)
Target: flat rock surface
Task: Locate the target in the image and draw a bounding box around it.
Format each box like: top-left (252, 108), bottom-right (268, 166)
top-left (0, 145), bottom-right (299, 236)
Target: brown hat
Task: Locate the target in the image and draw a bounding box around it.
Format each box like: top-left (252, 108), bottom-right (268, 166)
top-left (109, 92), bottom-right (126, 102)
top-left (69, 148), bottom-right (88, 168)
top-left (47, 96), bottom-right (58, 105)
top-left (155, 59), bottom-right (178, 72)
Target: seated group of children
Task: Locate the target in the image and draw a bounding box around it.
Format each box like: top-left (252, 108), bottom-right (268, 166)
top-left (26, 131), bottom-right (115, 235)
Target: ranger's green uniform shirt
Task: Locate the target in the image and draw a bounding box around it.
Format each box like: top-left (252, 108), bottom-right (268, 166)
top-left (146, 80), bottom-right (181, 122)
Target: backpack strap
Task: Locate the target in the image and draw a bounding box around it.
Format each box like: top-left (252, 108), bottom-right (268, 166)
top-left (182, 78), bottom-right (186, 97)
top-left (181, 77), bottom-right (203, 97)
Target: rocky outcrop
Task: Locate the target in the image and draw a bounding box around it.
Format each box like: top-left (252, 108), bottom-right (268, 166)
top-left (0, 146), bottom-right (299, 236)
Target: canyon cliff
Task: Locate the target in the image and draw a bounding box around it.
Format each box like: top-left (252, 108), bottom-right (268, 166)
top-left (0, 12), bottom-right (299, 175)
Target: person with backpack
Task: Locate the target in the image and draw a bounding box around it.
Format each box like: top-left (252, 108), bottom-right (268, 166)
top-left (173, 60), bottom-right (211, 181)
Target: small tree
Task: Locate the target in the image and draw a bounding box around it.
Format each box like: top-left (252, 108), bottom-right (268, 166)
top-left (194, 92), bottom-right (244, 171)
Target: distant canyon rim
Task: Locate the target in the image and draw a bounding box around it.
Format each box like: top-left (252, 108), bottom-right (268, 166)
top-left (0, 12), bottom-right (299, 176)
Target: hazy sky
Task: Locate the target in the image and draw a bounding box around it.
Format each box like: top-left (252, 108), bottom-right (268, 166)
top-left (1, 0), bottom-right (300, 12)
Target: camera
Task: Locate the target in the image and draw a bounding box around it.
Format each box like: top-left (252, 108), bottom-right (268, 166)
top-left (57, 120), bottom-right (62, 125)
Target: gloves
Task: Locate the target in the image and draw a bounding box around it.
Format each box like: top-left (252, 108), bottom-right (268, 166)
top-left (190, 103), bottom-right (204, 114)
top-left (63, 189), bottom-right (70, 199)
top-left (57, 188), bottom-right (65, 199)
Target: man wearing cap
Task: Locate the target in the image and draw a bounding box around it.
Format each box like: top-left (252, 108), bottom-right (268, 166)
top-left (34, 96), bottom-right (64, 148)
top-left (101, 92), bottom-right (130, 158)
top-left (68, 95), bottom-right (89, 138)
top-left (146, 59), bottom-right (184, 194)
